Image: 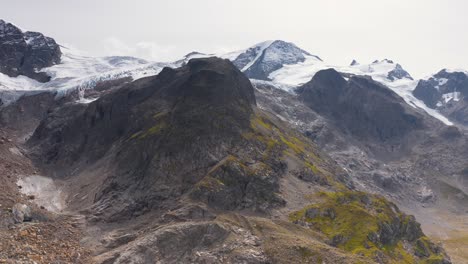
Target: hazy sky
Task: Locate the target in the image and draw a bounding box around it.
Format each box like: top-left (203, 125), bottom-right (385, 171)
top-left (2, 0), bottom-right (467, 78)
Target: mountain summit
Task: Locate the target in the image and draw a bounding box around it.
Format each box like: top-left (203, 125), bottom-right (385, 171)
top-left (0, 19), bottom-right (61, 82)
top-left (232, 40), bottom-right (321, 80)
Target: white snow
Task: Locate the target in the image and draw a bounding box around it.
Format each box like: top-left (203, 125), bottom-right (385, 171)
top-left (0, 47), bottom-right (167, 98)
top-left (175, 48), bottom-right (245, 66)
top-left (268, 55), bottom-right (327, 86)
top-left (442, 92), bottom-right (461, 103)
top-left (250, 79), bottom-right (296, 93)
top-left (217, 49), bottom-right (245, 61)
top-left (438, 78), bottom-right (448, 86)
top-left (76, 97), bottom-right (98, 104)
top-left (0, 72), bottom-right (41, 92)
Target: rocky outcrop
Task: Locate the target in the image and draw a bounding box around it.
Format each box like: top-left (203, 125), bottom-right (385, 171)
top-left (12, 203), bottom-right (32, 223)
top-left (413, 69), bottom-right (468, 125)
top-left (0, 19), bottom-right (61, 82)
top-left (414, 70), bottom-right (468, 108)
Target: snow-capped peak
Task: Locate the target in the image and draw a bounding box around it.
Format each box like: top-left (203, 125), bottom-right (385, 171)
top-left (233, 40), bottom-right (275, 72)
top-left (232, 40), bottom-right (320, 80)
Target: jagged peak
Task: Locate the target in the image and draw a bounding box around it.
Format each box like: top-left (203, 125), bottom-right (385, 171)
top-left (387, 63), bottom-right (413, 81)
top-left (350, 59), bottom-right (359, 66)
top-left (383, 59), bottom-right (394, 64)
top-left (0, 19), bottom-right (22, 35)
top-left (233, 40), bottom-right (322, 80)
top-left (269, 40), bottom-right (311, 54)
top-left (0, 18), bottom-right (61, 82)
top-left (372, 59), bottom-right (394, 64)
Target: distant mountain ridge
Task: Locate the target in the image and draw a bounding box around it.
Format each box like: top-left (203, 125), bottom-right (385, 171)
top-left (0, 18), bottom-right (464, 126)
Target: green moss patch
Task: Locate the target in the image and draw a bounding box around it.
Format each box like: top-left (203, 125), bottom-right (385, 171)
top-left (289, 191), bottom-right (447, 263)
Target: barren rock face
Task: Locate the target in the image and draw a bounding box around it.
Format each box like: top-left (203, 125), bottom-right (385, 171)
top-left (0, 20), bottom-right (61, 82)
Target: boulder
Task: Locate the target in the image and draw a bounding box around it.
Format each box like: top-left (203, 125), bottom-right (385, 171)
top-left (12, 203), bottom-right (32, 223)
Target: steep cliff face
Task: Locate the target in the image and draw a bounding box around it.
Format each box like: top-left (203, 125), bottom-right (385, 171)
top-left (0, 20), bottom-right (61, 82)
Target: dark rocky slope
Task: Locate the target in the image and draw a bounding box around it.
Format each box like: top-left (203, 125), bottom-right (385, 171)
top-left (298, 68), bottom-right (424, 143)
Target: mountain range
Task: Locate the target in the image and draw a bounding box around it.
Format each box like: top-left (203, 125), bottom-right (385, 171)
top-left (0, 19), bottom-right (466, 264)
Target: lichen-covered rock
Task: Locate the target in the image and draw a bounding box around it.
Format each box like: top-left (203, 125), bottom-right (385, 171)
top-left (289, 191), bottom-right (451, 263)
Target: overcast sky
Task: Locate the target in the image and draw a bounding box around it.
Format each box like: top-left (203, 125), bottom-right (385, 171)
top-left (2, 0), bottom-right (467, 78)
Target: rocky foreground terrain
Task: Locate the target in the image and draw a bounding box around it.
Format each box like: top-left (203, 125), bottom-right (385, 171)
top-left (0, 19), bottom-right (467, 264)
